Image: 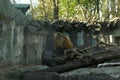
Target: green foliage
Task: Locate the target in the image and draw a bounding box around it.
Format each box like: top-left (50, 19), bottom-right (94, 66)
top-left (32, 0), bottom-right (120, 21)
top-left (81, 0), bottom-right (95, 6)
top-left (32, 0), bottom-right (54, 20)
top-left (59, 0), bottom-right (77, 20)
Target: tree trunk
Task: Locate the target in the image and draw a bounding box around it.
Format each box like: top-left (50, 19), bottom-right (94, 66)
top-left (77, 0), bottom-right (80, 4)
top-left (30, 0), bottom-right (34, 17)
top-left (53, 0), bottom-right (59, 19)
top-left (96, 0), bottom-right (100, 19)
top-left (41, 0), bottom-right (47, 19)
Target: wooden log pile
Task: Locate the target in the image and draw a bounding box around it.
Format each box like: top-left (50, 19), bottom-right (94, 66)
top-left (38, 47), bottom-right (120, 73)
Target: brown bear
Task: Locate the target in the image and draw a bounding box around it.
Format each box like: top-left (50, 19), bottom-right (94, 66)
top-left (54, 32), bottom-right (73, 50)
top-left (42, 32), bottom-right (73, 67)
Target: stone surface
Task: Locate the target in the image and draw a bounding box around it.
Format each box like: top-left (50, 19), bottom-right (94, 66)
top-left (0, 20), bottom-right (25, 67)
top-left (0, 0), bottom-right (31, 25)
top-left (61, 67), bottom-right (120, 79)
top-left (0, 0), bottom-right (32, 67)
top-left (6, 65), bottom-right (49, 80)
top-left (23, 27), bottom-right (48, 65)
top-left (6, 66), bottom-right (120, 80)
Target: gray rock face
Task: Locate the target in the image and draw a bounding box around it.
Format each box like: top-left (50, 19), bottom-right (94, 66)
top-left (6, 65), bottom-right (49, 80)
top-left (0, 0), bottom-right (31, 25)
top-left (7, 67), bottom-right (120, 80)
top-left (0, 20), bottom-right (25, 67)
top-left (61, 67), bottom-right (120, 79)
top-left (0, 0), bottom-right (51, 67)
top-left (0, 18), bottom-right (48, 67)
top-left (0, 0), bottom-right (40, 67)
top-left (23, 26), bottom-right (48, 65)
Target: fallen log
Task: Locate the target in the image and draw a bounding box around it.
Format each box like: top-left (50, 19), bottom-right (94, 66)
top-left (97, 62), bottom-right (120, 67)
top-left (38, 47), bottom-right (120, 73)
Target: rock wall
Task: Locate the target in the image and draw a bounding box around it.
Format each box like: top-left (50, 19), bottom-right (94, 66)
top-left (0, 19), bottom-right (50, 67)
top-left (0, 20), bottom-right (25, 67)
top-left (23, 21), bottom-right (49, 65)
top-left (0, 0), bottom-right (32, 67)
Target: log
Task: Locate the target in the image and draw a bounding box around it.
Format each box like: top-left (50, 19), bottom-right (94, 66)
top-left (38, 47), bottom-right (120, 73)
top-left (97, 62), bottom-right (120, 67)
